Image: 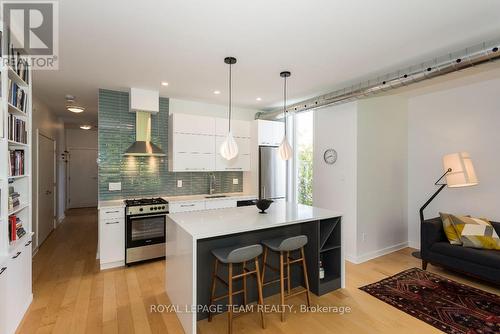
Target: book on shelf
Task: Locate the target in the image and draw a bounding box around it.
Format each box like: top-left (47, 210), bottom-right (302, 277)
top-left (8, 214), bottom-right (26, 242)
top-left (8, 44), bottom-right (29, 82)
top-left (8, 149), bottom-right (25, 176)
top-left (7, 113), bottom-right (28, 143)
top-left (8, 79), bottom-right (29, 113)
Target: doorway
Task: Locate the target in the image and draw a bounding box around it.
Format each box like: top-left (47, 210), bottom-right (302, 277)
top-left (68, 148), bottom-right (98, 208)
top-left (37, 132), bottom-right (56, 249)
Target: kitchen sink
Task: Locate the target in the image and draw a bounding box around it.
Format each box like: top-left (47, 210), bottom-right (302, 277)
top-left (204, 195), bottom-right (228, 198)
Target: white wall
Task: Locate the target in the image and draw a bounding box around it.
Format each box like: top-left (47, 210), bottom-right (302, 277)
top-left (356, 97), bottom-right (408, 261)
top-left (313, 96), bottom-right (408, 263)
top-left (66, 128), bottom-right (98, 149)
top-left (313, 102), bottom-right (358, 260)
top-left (169, 98), bottom-right (260, 195)
top-left (407, 77), bottom-right (500, 248)
top-left (32, 98), bottom-right (65, 248)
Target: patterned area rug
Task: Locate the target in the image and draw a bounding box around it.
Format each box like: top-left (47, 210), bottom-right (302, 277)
top-left (359, 268), bottom-right (500, 334)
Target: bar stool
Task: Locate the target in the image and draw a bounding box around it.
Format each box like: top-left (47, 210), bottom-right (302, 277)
top-left (208, 244), bottom-right (266, 334)
top-left (261, 235), bottom-right (311, 321)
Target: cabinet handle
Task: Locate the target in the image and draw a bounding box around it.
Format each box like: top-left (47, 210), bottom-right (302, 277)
top-left (226, 167), bottom-right (242, 170)
top-left (105, 221), bottom-right (120, 225)
top-left (25, 241), bottom-right (32, 246)
top-left (0, 267), bottom-right (6, 276)
top-left (12, 252), bottom-right (21, 259)
top-left (180, 204), bottom-right (195, 207)
top-left (105, 210), bottom-right (120, 214)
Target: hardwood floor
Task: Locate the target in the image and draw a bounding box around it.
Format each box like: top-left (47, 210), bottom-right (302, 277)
top-left (18, 208), bottom-right (498, 334)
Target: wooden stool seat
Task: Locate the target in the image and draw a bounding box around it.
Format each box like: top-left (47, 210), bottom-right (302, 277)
top-left (261, 235), bottom-right (311, 322)
top-left (208, 244), bottom-right (265, 334)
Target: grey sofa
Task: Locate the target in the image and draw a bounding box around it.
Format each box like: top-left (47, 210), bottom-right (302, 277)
top-left (421, 217), bottom-right (500, 285)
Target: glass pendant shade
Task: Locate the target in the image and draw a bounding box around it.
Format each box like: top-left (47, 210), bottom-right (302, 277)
top-left (220, 131), bottom-right (239, 160)
top-left (279, 135), bottom-right (293, 160)
top-left (220, 56), bottom-right (239, 161)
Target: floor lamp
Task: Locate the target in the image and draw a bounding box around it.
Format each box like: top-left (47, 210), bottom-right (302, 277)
top-left (412, 152), bottom-right (479, 259)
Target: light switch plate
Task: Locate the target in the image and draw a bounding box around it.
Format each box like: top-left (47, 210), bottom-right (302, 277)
top-left (109, 182), bottom-right (121, 191)
top-left (177, 180), bottom-right (183, 188)
top-left (233, 178), bottom-right (239, 185)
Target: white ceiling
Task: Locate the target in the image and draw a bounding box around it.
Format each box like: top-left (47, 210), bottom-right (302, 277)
top-left (33, 0), bottom-right (500, 124)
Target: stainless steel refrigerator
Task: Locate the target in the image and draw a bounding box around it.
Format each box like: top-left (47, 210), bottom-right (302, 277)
top-left (259, 146), bottom-right (286, 200)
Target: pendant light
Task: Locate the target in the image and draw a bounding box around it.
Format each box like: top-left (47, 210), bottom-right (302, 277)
top-left (279, 71), bottom-right (293, 160)
top-left (220, 57), bottom-right (239, 160)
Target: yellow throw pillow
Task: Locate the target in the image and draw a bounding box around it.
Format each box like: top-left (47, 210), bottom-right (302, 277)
top-left (439, 212), bottom-right (462, 245)
top-left (450, 215), bottom-right (500, 250)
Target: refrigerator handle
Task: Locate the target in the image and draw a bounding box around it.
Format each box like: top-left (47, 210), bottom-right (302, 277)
top-left (261, 186), bottom-right (266, 199)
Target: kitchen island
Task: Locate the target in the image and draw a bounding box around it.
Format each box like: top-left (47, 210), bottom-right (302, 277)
top-left (166, 202), bottom-right (343, 334)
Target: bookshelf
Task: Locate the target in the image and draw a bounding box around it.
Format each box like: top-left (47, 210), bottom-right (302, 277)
top-left (0, 23), bottom-right (34, 334)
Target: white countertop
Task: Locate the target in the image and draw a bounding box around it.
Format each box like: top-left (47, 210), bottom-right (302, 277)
top-left (163, 193), bottom-right (256, 203)
top-left (98, 193), bottom-right (257, 209)
top-left (98, 199), bottom-right (126, 209)
top-left (167, 201), bottom-right (342, 239)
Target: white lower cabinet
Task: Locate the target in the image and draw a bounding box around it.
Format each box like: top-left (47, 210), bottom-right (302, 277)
top-left (0, 263), bottom-right (8, 334)
top-left (4, 238), bottom-right (32, 334)
top-left (169, 199), bottom-right (239, 213)
top-left (99, 207), bottom-right (125, 270)
top-left (169, 201), bottom-right (206, 213)
top-left (205, 199), bottom-right (237, 210)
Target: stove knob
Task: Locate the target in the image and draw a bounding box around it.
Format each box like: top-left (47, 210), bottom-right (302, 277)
top-left (153, 207), bottom-right (157, 210)
top-left (139, 208), bottom-right (143, 212)
top-left (150, 207), bottom-right (153, 211)
top-left (162, 206), bottom-right (165, 209)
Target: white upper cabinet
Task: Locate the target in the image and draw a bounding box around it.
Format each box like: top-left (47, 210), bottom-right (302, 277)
top-left (169, 113), bottom-right (252, 172)
top-left (215, 136), bottom-right (250, 171)
top-left (257, 120), bottom-right (284, 146)
top-left (174, 133), bottom-right (215, 154)
top-left (216, 118), bottom-right (251, 138)
top-left (172, 113), bottom-right (215, 135)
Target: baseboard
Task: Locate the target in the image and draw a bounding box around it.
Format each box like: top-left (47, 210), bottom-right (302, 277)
top-left (408, 240), bottom-right (420, 250)
top-left (348, 242), bottom-right (409, 264)
top-left (100, 260), bottom-right (125, 270)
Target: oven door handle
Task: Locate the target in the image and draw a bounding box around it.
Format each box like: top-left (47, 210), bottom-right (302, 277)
top-left (128, 214), bottom-right (167, 220)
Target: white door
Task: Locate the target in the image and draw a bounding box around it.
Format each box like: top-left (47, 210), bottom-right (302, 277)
top-left (38, 133), bottom-right (56, 248)
top-left (68, 148), bottom-right (98, 208)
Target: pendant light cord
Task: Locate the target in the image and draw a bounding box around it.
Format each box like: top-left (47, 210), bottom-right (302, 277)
top-left (283, 75), bottom-right (287, 136)
top-left (228, 62), bottom-right (232, 132)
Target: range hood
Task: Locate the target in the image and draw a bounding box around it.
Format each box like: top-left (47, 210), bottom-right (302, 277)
top-left (124, 88), bottom-right (165, 157)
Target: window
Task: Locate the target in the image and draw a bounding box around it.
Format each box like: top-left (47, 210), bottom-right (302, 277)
top-left (294, 111), bottom-right (313, 205)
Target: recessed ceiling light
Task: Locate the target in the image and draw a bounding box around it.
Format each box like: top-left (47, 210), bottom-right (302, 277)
top-left (214, 90), bottom-right (221, 95)
top-left (67, 106), bottom-right (85, 113)
top-left (161, 82), bottom-right (169, 86)
top-left (80, 125), bottom-right (92, 130)
top-left (256, 97), bottom-right (262, 101)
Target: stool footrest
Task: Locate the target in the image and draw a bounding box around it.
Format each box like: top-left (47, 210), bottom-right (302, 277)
top-left (212, 289), bottom-right (245, 302)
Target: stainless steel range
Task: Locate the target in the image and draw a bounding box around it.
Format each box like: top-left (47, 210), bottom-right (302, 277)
top-left (124, 198), bottom-right (169, 265)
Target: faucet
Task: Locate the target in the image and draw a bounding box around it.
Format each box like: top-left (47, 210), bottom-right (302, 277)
top-left (209, 173), bottom-right (216, 195)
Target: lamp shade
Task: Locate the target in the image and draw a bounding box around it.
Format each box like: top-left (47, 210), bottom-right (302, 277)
top-left (220, 131), bottom-right (239, 160)
top-left (443, 152), bottom-right (478, 188)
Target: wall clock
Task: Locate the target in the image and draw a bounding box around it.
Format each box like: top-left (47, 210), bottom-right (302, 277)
top-left (323, 148), bottom-right (337, 165)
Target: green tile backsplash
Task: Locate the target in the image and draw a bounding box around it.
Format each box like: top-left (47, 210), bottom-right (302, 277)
top-left (98, 89), bottom-right (243, 200)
